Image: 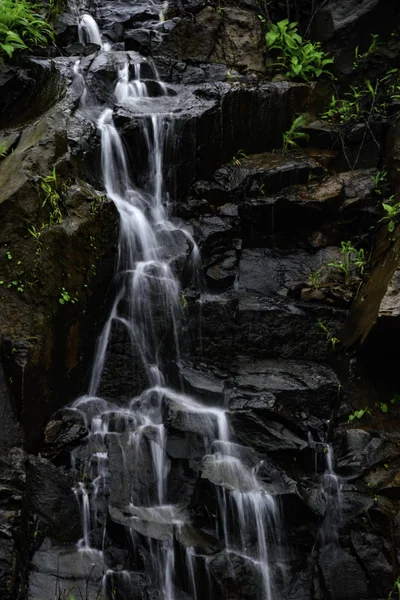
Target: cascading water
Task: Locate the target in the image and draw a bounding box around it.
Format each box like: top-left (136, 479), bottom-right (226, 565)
top-left (69, 14), bottom-right (285, 599)
top-left (321, 443), bottom-right (342, 545)
top-left (308, 431), bottom-right (343, 546)
top-left (78, 14), bottom-right (103, 47)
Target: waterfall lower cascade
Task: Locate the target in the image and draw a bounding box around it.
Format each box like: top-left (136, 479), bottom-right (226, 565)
top-left (69, 15), bottom-right (285, 600)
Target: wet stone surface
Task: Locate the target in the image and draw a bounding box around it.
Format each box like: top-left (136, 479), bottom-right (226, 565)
top-left (1, 0), bottom-right (400, 599)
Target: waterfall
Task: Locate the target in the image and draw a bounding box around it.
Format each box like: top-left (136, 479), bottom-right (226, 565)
top-left (321, 443), bottom-right (342, 545)
top-left (69, 14), bottom-right (284, 599)
top-left (78, 14), bottom-right (103, 47)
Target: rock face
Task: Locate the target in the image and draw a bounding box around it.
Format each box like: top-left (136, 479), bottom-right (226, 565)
top-left (1, 0), bottom-right (400, 599)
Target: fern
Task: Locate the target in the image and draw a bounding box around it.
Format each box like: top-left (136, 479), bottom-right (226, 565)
top-left (0, 0), bottom-right (54, 63)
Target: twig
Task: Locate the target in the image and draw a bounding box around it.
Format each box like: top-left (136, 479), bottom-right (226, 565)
top-left (304, 0), bottom-right (330, 38)
top-left (352, 79), bottom-right (379, 170)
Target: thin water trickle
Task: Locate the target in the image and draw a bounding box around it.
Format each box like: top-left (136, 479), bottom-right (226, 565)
top-left (321, 443), bottom-right (342, 545)
top-left (69, 21), bottom-right (283, 599)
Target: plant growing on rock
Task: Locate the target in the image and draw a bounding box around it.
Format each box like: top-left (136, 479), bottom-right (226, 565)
top-left (378, 195), bottom-right (400, 233)
top-left (40, 167), bottom-right (71, 226)
top-left (347, 406), bottom-right (371, 424)
top-left (371, 169), bottom-right (388, 197)
top-left (388, 575), bottom-right (400, 599)
top-left (353, 33), bottom-right (380, 69)
top-left (306, 242), bottom-right (366, 305)
top-left (231, 149), bottom-right (247, 166)
top-left (321, 80), bottom-right (381, 124)
top-left (265, 19), bottom-right (334, 81)
top-left (317, 320), bottom-right (340, 351)
top-left (282, 114), bottom-right (309, 155)
top-left (328, 241), bottom-right (365, 282)
top-left (0, 0), bottom-right (54, 63)
top-left (59, 287), bottom-right (78, 305)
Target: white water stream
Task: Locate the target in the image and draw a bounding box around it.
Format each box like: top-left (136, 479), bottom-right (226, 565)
top-left (69, 11), bottom-right (283, 600)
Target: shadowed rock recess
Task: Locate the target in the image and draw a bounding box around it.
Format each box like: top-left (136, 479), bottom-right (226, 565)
top-left (1, 0), bottom-right (400, 599)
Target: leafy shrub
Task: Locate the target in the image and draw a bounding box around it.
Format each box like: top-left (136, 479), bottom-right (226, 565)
top-left (265, 19), bottom-right (334, 81)
top-left (378, 195), bottom-right (400, 233)
top-left (0, 0), bottom-right (54, 63)
top-left (321, 80), bottom-right (381, 124)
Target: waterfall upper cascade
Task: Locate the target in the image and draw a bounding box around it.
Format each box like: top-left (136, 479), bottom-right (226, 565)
top-left (68, 14), bottom-right (285, 600)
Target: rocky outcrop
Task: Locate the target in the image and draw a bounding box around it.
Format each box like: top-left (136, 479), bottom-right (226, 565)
top-left (1, 0), bottom-right (400, 599)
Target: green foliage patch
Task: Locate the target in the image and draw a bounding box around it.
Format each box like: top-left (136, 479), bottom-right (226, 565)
top-left (265, 19), bottom-right (334, 81)
top-left (0, 0), bottom-right (54, 63)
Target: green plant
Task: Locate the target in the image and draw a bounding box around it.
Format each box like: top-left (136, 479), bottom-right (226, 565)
top-left (391, 393), bottom-right (400, 405)
top-left (379, 402), bottom-right (388, 413)
top-left (48, 0), bottom-right (65, 17)
top-left (371, 169), bottom-right (388, 196)
top-left (59, 287), bottom-right (78, 305)
top-left (347, 406), bottom-right (372, 423)
top-left (308, 267), bottom-right (323, 289)
top-left (282, 114), bottom-right (309, 154)
top-left (327, 241), bottom-right (365, 282)
top-left (388, 575), bottom-right (400, 599)
top-left (0, 143), bottom-right (7, 157)
top-left (321, 80), bottom-right (381, 124)
top-left (266, 19), bottom-right (334, 81)
top-left (353, 34), bottom-right (380, 68)
top-left (378, 195), bottom-right (400, 233)
top-left (231, 149), bottom-right (247, 166)
top-left (317, 320), bottom-right (341, 351)
top-left (40, 168), bottom-right (71, 226)
top-left (0, 0), bottom-right (54, 64)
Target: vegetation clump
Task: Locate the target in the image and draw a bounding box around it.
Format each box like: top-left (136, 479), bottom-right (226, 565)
top-left (265, 19), bottom-right (334, 81)
top-left (0, 0), bottom-right (54, 63)
top-left (307, 241), bottom-right (366, 305)
top-left (282, 114), bottom-right (309, 154)
top-left (40, 167), bottom-right (71, 226)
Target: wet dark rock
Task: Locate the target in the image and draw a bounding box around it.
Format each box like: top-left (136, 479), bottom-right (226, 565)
top-left (229, 411), bottom-right (307, 454)
top-left (65, 42), bottom-right (101, 56)
top-left (191, 151), bottom-right (325, 205)
top-left (107, 432), bottom-right (159, 508)
top-left (103, 570), bottom-right (161, 600)
top-left (113, 82), bottom-right (312, 196)
top-left (318, 543), bottom-right (368, 600)
top-left (240, 167), bottom-right (378, 249)
top-left (226, 359), bottom-right (339, 420)
top-left (186, 292), bottom-right (346, 363)
top-left (208, 552), bottom-right (260, 600)
top-left (303, 120), bottom-right (387, 171)
top-left (0, 360), bottom-right (22, 451)
top-left (29, 541), bottom-right (105, 600)
top-left (175, 522), bottom-right (220, 553)
top-left (312, 0), bottom-right (400, 75)
top-left (350, 530), bottom-right (392, 596)
top-left (54, 12), bottom-right (78, 48)
top-left (97, 1), bottom-right (161, 30)
top-left (25, 456), bottom-right (81, 543)
top-left (158, 6), bottom-right (265, 73)
top-left (165, 400), bottom-right (219, 439)
top-left (42, 409), bottom-right (88, 460)
top-left (336, 429), bottom-right (399, 480)
top-left (237, 247), bottom-right (339, 297)
top-left (0, 0), bottom-right (398, 597)
top-left (179, 363), bottom-right (225, 403)
top-left (125, 29), bottom-right (164, 55)
top-left (0, 61), bottom-right (64, 130)
top-left (0, 448), bottom-right (25, 600)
